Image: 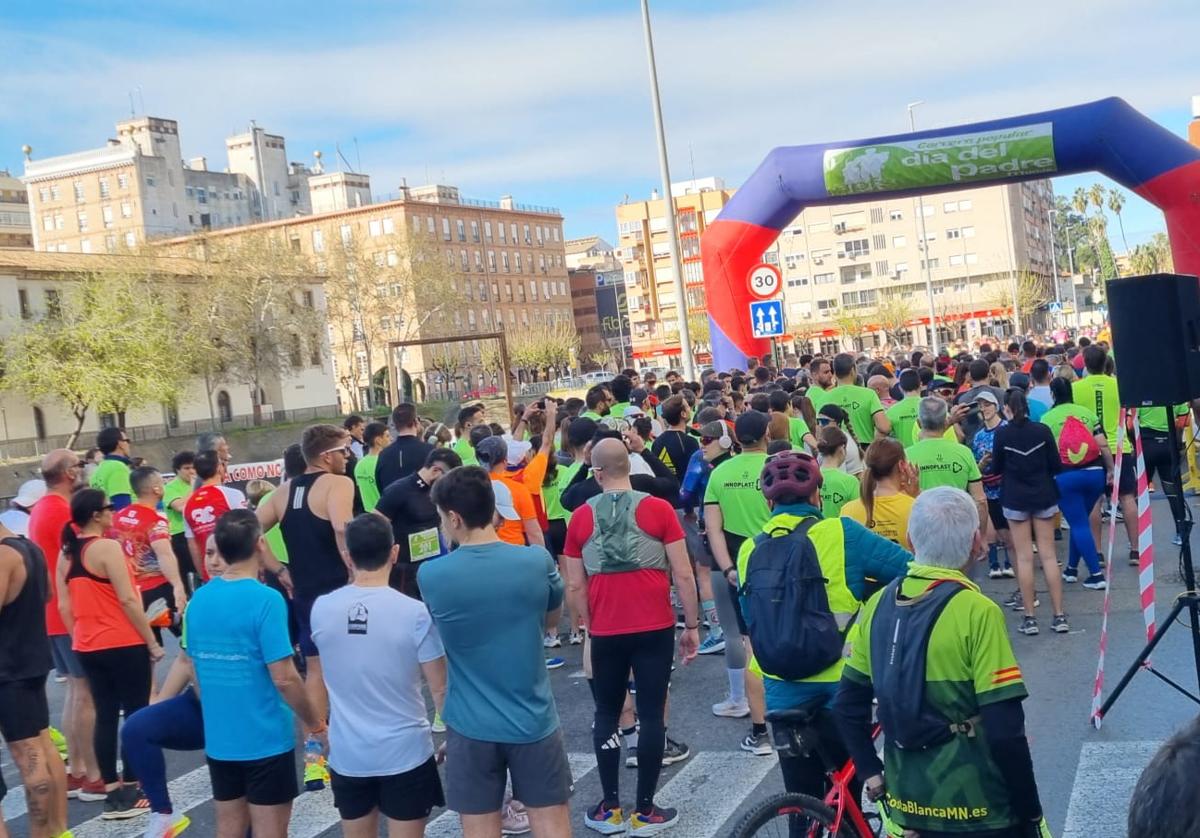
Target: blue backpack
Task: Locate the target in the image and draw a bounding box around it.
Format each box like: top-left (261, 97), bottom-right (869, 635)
top-left (741, 518), bottom-right (847, 681)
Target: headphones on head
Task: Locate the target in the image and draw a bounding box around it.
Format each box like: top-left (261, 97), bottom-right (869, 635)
top-left (717, 420), bottom-right (733, 450)
top-left (425, 422), bottom-right (447, 446)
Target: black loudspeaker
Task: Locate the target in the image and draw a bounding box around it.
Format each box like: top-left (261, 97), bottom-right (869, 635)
top-left (1107, 273), bottom-right (1200, 407)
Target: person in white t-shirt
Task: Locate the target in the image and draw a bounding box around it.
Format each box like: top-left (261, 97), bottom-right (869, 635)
top-left (310, 513), bottom-right (447, 838)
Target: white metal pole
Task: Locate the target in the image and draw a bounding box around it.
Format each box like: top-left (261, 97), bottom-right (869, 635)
top-left (641, 0), bottom-right (695, 379)
top-left (908, 102), bottom-right (939, 355)
top-left (1048, 208), bottom-right (1062, 328)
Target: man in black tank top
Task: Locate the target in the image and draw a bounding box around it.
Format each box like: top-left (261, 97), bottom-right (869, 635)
top-left (257, 424), bottom-right (356, 725)
top-left (0, 522), bottom-right (69, 838)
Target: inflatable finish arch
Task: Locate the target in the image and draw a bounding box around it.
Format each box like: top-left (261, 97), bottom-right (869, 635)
top-left (701, 97), bottom-right (1200, 370)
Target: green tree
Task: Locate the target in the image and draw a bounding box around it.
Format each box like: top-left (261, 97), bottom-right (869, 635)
top-left (986, 271), bottom-right (1051, 332)
top-left (509, 322), bottom-right (580, 380)
top-left (2, 256), bottom-right (185, 446)
top-left (833, 308), bottom-right (870, 352)
top-left (1129, 232), bottom-right (1175, 275)
top-left (1106, 189), bottom-right (1130, 257)
top-left (874, 294), bottom-right (915, 344)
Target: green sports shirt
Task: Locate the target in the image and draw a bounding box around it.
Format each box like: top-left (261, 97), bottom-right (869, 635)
top-left (819, 467), bottom-right (860, 519)
top-left (788, 416), bottom-right (813, 451)
top-left (908, 436), bottom-right (981, 491)
top-left (1138, 403), bottom-right (1189, 434)
top-left (827, 384), bottom-right (884, 445)
top-left (704, 451), bottom-right (770, 538)
top-left (452, 436), bottom-right (477, 467)
top-left (90, 457), bottom-right (132, 502)
top-left (1072, 374), bottom-right (1129, 453)
top-left (354, 453), bottom-right (380, 512)
top-left (886, 396), bottom-right (922, 449)
top-left (843, 564), bottom-right (1027, 834)
top-left (161, 476), bottom-right (192, 536)
top-left (806, 386), bottom-right (834, 413)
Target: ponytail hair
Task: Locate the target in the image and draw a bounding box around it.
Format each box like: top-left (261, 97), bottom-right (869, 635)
top-left (1005, 389), bottom-right (1029, 424)
top-left (63, 488), bottom-right (108, 562)
top-left (860, 439), bottom-right (905, 530)
top-left (815, 425), bottom-right (847, 458)
top-left (1049, 376), bottom-right (1073, 407)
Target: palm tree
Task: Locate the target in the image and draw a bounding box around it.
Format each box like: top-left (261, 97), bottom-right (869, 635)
top-left (1088, 183), bottom-right (1107, 214)
top-left (1071, 187), bottom-right (1089, 218)
top-left (1106, 189), bottom-right (1130, 257)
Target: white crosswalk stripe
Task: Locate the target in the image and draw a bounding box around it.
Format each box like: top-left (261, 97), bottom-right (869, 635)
top-left (1062, 740), bottom-right (1158, 838)
top-left (654, 751), bottom-right (779, 835)
top-left (68, 766), bottom-right (213, 838)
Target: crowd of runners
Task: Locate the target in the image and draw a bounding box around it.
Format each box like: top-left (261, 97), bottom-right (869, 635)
top-left (1, 333), bottom-right (1196, 838)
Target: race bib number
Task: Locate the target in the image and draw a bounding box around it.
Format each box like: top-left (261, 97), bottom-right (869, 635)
top-left (408, 528), bottom-right (443, 562)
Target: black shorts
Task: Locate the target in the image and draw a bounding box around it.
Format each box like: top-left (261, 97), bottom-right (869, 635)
top-left (387, 563), bottom-right (423, 601)
top-left (1118, 453), bottom-right (1137, 497)
top-left (293, 591), bottom-right (323, 658)
top-left (545, 518), bottom-right (568, 558)
top-left (986, 498), bottom-right (1009, 532)
top-left (170, 532), bottom-right (196, 588)
top-left (141, 581), bottom-right (182, 643)
top-left (207, 749), bottom-right (297, 806)
top-left (330, 756), bottom-right (444, 822)
top-left (0, 675), bottom-right (50, 742)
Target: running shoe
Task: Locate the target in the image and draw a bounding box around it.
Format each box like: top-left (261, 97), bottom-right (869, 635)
top-left (1129, 550), bottom-right (1140, 566)
top-left (1174, 532), bottom-right (1184, 546)
top-left (545, 657), bottom-right (565, 670)
top-left (1018, 616), bottom-right (1040, 636)
top-left (1062, 567), bottom-right (1078, 583)
top-left (144, 812), bottom-right (190, 838)
top-left (76, 777), bottom-right (107, 802)
top-left (302, 755), bottom-right (329, 791)
top-left (543, 632), bottom-right (562, 649)
top-left (1082, 574), bottom-right (1108, 591)
top-left (988, 567), bottom-right (1004, 579)
top-left (584, 801), bottom-right (627, 835)
top-left (431, 712), bottom-right (446, 734)
top-left (1115, 506), bottom-right (1124, 523)
top-left (569, 630), bottom-right (585, 645)
top-left (711, 697), bottom-right (750, 718)
top-left (697, 633), bottom-right (726, 655)
top-left (626, 746), bottom-right (638, 768)
top-left (630, 805), bottom-right (680, 836)
top-left (1004, 591), bottom-right (1039, 610)
top-left (101, 785), bottom-right (150, 820)
top-left (501, 801), bottom-right (531, 835)
top-left (662, 737), bottom-right (691, 765)
top-left (1001, 567), bottom-right (1015, 578)
top-left (740, 731), bottom-right (773, 756)
top-left (1051, 614), bottom-right (1070, 634)
top-left (49, 726), bottom-right (68, 761)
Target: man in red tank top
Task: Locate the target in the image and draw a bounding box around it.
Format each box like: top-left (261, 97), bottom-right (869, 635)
top-left (183, 452), bottom-right (247, 581)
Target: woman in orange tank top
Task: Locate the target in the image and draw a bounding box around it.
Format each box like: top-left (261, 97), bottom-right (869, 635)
top-left (55, 489), bottom-right (163, 816)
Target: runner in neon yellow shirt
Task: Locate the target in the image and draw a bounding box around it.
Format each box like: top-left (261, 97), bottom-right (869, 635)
top-left (353, 422), bottom-right (391, 512)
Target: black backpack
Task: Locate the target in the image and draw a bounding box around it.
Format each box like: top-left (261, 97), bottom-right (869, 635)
top-left (741, 518), bottom-right (847, 681)
top-left (869, 577), bottom-right (968, 751)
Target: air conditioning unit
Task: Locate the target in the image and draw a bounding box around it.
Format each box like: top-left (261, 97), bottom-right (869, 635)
top-left (837, 252), bottom-right (847, 259)
top-left (801, 312), bottom-right (812, 319)
top-left (834, 222), bottom-right (847, 233)
top-left (814, 257), bottom-right (824, 265)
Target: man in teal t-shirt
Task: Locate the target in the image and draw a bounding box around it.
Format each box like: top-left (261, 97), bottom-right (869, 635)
top-left (89, 426), bottom-right (134, 509)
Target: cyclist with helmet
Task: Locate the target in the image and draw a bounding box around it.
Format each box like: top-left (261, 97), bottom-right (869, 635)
top-left (735, 450), bottom-right (911, 800)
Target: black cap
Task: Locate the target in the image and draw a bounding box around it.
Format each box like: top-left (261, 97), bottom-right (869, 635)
top-left (734, 410), bottom-right (770, 446)
top-left (629, 387), bottom-right (649, 407)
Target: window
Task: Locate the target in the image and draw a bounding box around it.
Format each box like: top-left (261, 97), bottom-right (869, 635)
top-left (943, 201), bottom-right (958, 213)
top-left (895, 262), bottom-right (909, 274)
top-left (54, 213), bottom-right (64, 230)
top-left (518, 282), bottom-right (526, 302)
top-left (426, 216), bottom-right (435, 234)
top-left (104, 234), bottom-right (116, 252)
top-left (312, 229), bottom-right (325, 252)
top-left (80, 239), bottom-right (92, 253)
top-left (510, 223), bottom-right (518, 242)
top-left (946, 228), bottom-right (961, 240)
top-left (470, 221), bottom-right (480, 242)
top-left (386, 249), bottom-right (399, 267)
top-left (840, 264), bottom-right (872, 283)
top-left (924, 232), bottom-right (937, 242)
top-left (530, 280), bottom-right (538, 301)
top-left (115, 173), bottom-right (128, 190)
top-left (442, 218), bottom-right (451, 241)
top-left (538, 254), bottom-right (546, 272)
top-left (523, 224), bottom-right (531, 244)
top-left (921, 204), bottom-right (934, 216)
top-left (41, 215), bottom-right (52, 231)
top-left (498, 223), bottom-right (507, 243)
top-left (484, 221), bottom-right (493, 242)
top-left (369, 219), bottom-right (382, 237)
top-left (536, 226), bottom-right (543, 245)
top-left (842, 289), bottom-right (878, 308)
top-left (50, 185), bottom-right (60, 201)
top-left (124, 231), bottom-right (136, 247)
top-left (289, 334), bottom-right (303, 368)
top-left (474, 251), bottom-right (483, 272)
top-left (18, 289), bottom-right (30, 319)
top-left (542, 280), bottom-right (550, 299)
top-left (340, 224), bottom-right (352, 245)
top-left (501, 252), bottom-right (510, 272)
top-left (949, 254), bottom-right (964, 267)
top-left (786, 276), bottom-right (809, 287)
top-left (73, 182), bottom-right (84, 202)
top-left (965, 252), bottom-right (978, 265)
top-left (145, 175), bottom-right (156, 187)
top-left (814, 272), bottom-right (836, 285)
top-left (488, 251), bottom-right (497, 271)
top-left (120, 201), bottom-right (133, 219)
top-left (870, 207), bottom-right (884, 224)
top-left (816, 298), bottom-right (838, 312)
top-left (99, 178), bottom-right (110, 198)
top-left (962, 226), bottom-right (976, 238)
top-left (37, 187), bottom-right (48, 202)
top-left (872, 234), bottom-right (886, 251)
top-left (842, 239), bottom-right (870, 257)
top-left (382, 217), bottom-right (394, 235)
top-left (460, 250), bottom-right (469, 271)
top-left (412, 216), bottom-right (422, 234)
top-left (553, 228), bottom-right (560, 242)
top-left (921, 257), bottom-right (940, 269)
top-left (874, 260), bottom-right (889, 275)
top-left (456, 220), bottom-right (466, 241)
top-left (515, 252), bottom-right (523, 271)
top-left (892, 235), bottom-right (907, 248)
top-left (958, 199), bottom-right (972, 211)
top-left (217, 391), bottom-right (233, 422)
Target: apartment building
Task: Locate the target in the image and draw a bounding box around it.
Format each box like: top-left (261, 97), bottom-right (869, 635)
top-left (21, 116), bottom-right (321, 253)
top-left (568, 244), bottom-right (628, 367)
top-left (773, 180), bottom-right (1055, 351)
top-left (0, 170), bottom-right (32, 248)
top-left (159, 184), bottom-right (571, 409)
top-left (0, 250), bottom-right (335, 450)
top-left (564, 235), bottom-right (615, 270)
top-left (614, 177), bottom-right (734, 367)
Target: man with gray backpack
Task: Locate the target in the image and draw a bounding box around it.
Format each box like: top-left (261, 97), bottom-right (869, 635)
top-left (734, 450), bottom-right (910, 801)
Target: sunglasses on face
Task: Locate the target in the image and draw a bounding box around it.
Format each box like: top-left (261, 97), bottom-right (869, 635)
top-left (322, 445), bottom-right (352, 457)
top-left (817, 417), bottom-right (833, 425)
top-left (100, 504), bottom-right (114, 511)
top-left (701, 436), bottom-right (720, 445)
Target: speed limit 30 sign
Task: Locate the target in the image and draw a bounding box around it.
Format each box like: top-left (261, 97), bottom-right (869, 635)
top-left (747, 263), bottom-right (782, 300)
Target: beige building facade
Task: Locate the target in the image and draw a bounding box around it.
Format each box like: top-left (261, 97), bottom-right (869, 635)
top-left (0, 171), bottom-right (32, 248)
top-left (21, 116), bottom-right (321, 253)
top-left (0, 251), bottom-right (336, 457)
top-left (159, 184), bottom-right (572, 409)
top-left (615, 177), bottom-right (734, 367)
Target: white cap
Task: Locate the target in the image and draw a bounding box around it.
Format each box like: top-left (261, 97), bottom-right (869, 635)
top-left (506, 439), bottom-right (533, 466)
top-left (12, 479), bottom-right (47, 510)
top-left (491, 480), bottom-right (520, 520)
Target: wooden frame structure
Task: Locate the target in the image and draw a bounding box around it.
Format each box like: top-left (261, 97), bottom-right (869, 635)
top-left (386, 331), bottom-right (514, 421)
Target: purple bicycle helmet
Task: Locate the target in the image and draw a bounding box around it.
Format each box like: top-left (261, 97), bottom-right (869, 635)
top-left (760, 450), bottom-right (823, 503)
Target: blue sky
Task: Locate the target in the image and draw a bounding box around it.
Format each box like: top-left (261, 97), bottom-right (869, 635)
top-left (1, 0), bottom-right (1196, 250)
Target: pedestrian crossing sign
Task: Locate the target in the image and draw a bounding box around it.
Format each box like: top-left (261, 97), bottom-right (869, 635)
top-left (749, 300), bottom-right (784, 338)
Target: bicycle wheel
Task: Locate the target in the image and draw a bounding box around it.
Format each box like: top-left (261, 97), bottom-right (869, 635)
top-left (728, 792), bottom-right (857, 838)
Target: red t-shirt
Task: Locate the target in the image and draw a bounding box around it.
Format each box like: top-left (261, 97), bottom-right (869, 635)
top-left (564, 494), bottom-right (684, 636)
top-left (183, 485), bottom-right (247, 580)
top-left (111, 503), bottom-right (170, 591)
top-left (27, 493), bottom-right (71, 636)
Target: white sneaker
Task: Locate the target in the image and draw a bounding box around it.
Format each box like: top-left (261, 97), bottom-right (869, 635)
top-left (144, 812), bottom-right (190, 838)
top-left (501, 802), bottom-right (531, 835)
top-left (569, 630), bottom-right (584, 645)
top-left (712, 697), bottom-right (751, 718)
top-left (543, 633), bottom-right (561, 649)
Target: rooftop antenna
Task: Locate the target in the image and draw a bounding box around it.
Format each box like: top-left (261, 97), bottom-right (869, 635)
top-left (128, 91), bottom-right (136, 117)
top-left (689, 142), bottom-right (697, 185)
top-left (335, 143), bottom-right (353, 173)
top-left (353, 137), bottom-right (362, 173)
top-left (137, 85), bottom-right (145, 116)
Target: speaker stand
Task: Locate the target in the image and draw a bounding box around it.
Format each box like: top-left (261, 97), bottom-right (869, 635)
top-left (1098, 418), bottom-right (1200, 719)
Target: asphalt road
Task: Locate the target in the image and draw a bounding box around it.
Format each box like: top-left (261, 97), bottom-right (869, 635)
top-left (4, 496), bottom-right (1198, 837)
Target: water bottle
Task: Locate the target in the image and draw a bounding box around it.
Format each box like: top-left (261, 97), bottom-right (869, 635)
top-left (303, 736), bottom-right (326, 791)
